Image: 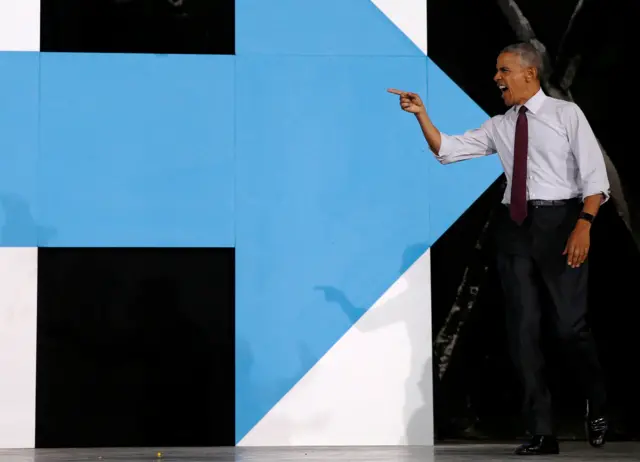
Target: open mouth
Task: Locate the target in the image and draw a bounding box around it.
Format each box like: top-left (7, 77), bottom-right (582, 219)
top-left (498, 84), bottom-right (510, 100)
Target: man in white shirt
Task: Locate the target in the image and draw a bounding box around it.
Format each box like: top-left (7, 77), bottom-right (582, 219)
top-left (389, 42), bottom-right (609, 455)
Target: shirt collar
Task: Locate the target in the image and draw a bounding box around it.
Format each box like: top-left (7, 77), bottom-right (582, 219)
top-left (514, 88), bottom-right (546, 115)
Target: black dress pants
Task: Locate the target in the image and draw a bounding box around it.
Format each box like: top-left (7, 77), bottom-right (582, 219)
top-left (494, 199), bottom-right (607, 436)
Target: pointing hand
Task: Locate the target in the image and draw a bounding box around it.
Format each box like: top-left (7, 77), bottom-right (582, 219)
top-left (388, 88), bottom-right (425, 115)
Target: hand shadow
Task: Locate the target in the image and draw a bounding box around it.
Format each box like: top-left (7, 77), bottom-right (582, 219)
top-left (313, 242), bottom-right (433, 445)
top-left (0, 193), bottom-right (57, 245)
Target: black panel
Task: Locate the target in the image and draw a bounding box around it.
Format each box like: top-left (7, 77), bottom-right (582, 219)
top-left (428, 0), bottom-right (640, 441)
top-left (427, 0), bottom-right (515, 118)
top-left (430, 178), bottom-right (523, 439)
top-left (40, 0), bottom-right (235, 55)
top-left (36, 248), bottom-right (235, 448)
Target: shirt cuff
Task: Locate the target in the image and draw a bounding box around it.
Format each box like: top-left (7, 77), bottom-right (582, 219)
top-left (582, 187), bottom-right (610, 205)
top-left (436, 133), bottom-right (454, 164)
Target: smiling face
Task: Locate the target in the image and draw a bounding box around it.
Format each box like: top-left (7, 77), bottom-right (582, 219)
top-left (494, 51), bottom-right (540, 106)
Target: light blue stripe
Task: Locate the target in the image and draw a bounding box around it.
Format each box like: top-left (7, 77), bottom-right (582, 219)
top-left (235, 55), bottom-right (429, 442)
top-left (37, 53), bottom-right (235, 247)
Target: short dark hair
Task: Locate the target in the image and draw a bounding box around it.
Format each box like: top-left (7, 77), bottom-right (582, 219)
top-left (501, 42), bottom-right (544, 80)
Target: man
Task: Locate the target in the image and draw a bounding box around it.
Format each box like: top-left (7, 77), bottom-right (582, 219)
top-left (389, 42), bottom-right (609, 455)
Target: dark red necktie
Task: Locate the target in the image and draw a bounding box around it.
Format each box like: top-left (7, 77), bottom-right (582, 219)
top-left (510, 106), bottom-right (528, 224)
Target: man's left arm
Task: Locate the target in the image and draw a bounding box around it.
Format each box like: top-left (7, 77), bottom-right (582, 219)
top-left (563, 104), bottom-right (610, 268)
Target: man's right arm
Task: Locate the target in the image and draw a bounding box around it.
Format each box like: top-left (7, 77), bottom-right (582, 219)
top-left (388, 88), bottom-right (497, 163)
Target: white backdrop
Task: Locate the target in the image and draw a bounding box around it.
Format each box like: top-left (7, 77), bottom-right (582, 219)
top-left (0, 248), bottom-right (38, 448)
top-left (239, 249), bottom-right (433, 447)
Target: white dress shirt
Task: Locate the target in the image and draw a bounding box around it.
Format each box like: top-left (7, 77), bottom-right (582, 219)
top-left (436, 88), bottom-right (610, 204)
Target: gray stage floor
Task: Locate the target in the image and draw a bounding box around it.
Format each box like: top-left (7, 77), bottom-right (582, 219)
top-left (0, 443), bottom-right (638, 461)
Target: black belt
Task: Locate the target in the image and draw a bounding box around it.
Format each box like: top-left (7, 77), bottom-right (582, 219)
top-left (505, 198), bottom-right (578, 207)
top-left (528, 199), bottom-right (575, 206)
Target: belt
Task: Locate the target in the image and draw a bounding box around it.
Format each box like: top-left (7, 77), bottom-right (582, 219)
top-left (528, 199), bottom-right (573, 206)
top-left (505, 198), bottom-right (578, 207)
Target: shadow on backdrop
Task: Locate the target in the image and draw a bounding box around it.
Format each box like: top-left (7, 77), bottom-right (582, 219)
top-left (0, 193), bottom-right (56, 246)
top-left (315, 241), bottom-right (432, 445)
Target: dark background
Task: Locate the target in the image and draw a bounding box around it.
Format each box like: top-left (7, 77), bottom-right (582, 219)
top-left (36, 248), bottom-right (235, 448)
top-left (40, 0), bottom-right (235, 54)
top-left (428, 0), bottom-right (640, 441)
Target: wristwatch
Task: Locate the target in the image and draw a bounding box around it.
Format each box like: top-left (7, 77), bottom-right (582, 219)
top-left (579, 211), bottom-right (595, 224)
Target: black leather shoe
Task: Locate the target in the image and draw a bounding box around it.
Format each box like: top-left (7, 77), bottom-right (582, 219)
top-left (586, 416), bottom-right (608, 448)
top-left (514, 435), bottom-right (560, 455)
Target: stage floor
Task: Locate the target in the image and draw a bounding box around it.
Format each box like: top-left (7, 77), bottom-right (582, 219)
top-left (0, 443), bottom-right (638, 461)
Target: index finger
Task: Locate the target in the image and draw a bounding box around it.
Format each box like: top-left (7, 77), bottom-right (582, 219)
top-left (387, 88), bottom-right (406, 96)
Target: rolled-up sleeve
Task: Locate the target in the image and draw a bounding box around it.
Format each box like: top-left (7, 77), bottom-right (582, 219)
top-left (564, 104), bottom-right (610, 203)
top-left (437, 117), bottom-right (498, 164)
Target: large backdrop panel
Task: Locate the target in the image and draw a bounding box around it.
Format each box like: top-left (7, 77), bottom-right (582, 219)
top-left (0, 0), bottom-right (635, 449)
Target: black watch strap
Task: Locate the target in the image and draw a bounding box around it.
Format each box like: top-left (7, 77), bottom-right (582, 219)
top-left (579, 211), bottom-right (595, 223)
